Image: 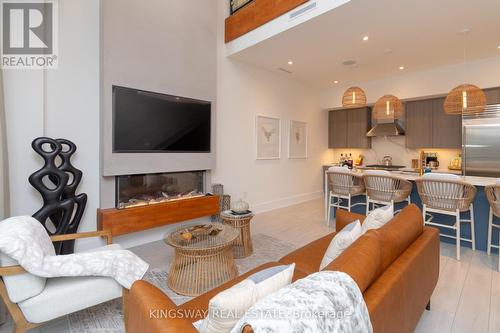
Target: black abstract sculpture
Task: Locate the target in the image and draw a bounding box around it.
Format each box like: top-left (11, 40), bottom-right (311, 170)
top-left (28, 137), bottom-right (87, 255)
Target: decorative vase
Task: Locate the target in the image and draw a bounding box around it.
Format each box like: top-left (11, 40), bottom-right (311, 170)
top-left (231, 199), bottom-right (249, 213)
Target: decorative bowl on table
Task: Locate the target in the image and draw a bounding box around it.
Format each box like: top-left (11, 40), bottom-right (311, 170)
top-left (231, 198), bottom-right (250, 213)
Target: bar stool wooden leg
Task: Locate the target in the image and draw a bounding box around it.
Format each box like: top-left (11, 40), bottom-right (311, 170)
top-left (422, 204), bottom-right (427, 225)
top-left (366, 197), bottom-right (370, 215)
top-left (348, 194), bottom-right (352, 212)
top-left (488, 208), bottom-right (493, 255)
top-left (470, 204), bottom-right (476, 251)
top-left (456, 209), bottom-right (461, 261)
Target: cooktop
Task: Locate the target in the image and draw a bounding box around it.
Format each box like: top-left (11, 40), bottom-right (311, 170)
top-left (364, 165), bottom-right (406, 169)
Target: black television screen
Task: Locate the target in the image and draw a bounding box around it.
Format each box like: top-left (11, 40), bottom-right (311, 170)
top-left (113, 86), bottom-right (211, 153)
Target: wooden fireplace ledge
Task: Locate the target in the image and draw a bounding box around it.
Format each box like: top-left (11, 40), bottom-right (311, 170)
top-left (97, 195), bottom-right (219, 237)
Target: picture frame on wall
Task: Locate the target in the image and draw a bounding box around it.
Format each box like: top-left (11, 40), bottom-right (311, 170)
top-left (256, 115), bottom-right (281, 160)
top-left (288, 120), bottom-right (307, 159)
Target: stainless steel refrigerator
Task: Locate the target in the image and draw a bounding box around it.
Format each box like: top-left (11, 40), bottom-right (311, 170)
top-left (463, 104), bottom-right (500, 177)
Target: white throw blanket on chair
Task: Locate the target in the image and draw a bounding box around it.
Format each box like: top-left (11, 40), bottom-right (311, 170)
top-left (0, 216), bottom-right (149, 289)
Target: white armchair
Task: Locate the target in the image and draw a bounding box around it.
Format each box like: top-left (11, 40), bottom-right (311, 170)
top-left (0, 230), bottom-right (128, 333)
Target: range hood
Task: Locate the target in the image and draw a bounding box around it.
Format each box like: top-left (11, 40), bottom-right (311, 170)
top-left (366, 121), bottom-right (405, 137)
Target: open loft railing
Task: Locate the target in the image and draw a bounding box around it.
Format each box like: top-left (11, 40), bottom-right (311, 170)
top-left (230, 0), bottom-right (254, 15)
top-left (225, 0), bottom-right (308, 42)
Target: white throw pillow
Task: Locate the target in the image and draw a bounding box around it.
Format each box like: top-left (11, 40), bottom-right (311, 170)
top-left (195, 279), bottom-right (257, 333)
top-left (194, 264), bottom-right (295, 333)
top-left (319, 220), bottom-right (362, 270)
top-left (361, 205), bottom-right (394, 234)
top-left (247, 264), bottom-right (295, 301)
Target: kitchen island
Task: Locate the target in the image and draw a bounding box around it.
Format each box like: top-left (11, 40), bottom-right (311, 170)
top-left (324, 167), bottom-right (498, 252)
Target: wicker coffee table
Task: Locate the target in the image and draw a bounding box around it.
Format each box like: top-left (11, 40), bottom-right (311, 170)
top-left (221, 211), bottom-right (254, 258)
top-left (165, 223), bottom-right (239, 296)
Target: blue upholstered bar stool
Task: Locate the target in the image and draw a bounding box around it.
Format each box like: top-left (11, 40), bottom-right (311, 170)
top-left (325, 166), bottom-right (365, 226)
top-left (416, 173), bottom-right (477, 261)
top-left (486, 180), bottom-right (500, 271)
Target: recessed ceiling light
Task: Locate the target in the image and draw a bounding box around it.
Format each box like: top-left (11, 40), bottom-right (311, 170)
top-left (362, 36), bottom-right (369, 41)
top-left (288, 60), bottom-right (293, 65)
top-left (498, 45), bottom-right (500, 49)
top-left (334, 80), bottom-right (339, 84)
top-left (399, 66), bottom-right (405, 70)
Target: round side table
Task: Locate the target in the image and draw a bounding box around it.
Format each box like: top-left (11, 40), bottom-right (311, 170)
top-left (221, 211), bottom-right (254, 258)
top-left (165, 223), bottom-right (239, 296)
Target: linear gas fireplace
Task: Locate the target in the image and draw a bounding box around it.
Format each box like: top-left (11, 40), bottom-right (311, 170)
top-left (116, 171), bottom-right (206, 209)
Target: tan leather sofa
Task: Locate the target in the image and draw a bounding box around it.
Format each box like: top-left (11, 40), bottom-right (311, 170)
top-left (125, 204), bottom-right (440, 333)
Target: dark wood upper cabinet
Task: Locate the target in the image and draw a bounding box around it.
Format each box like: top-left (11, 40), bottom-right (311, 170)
top-left (328, 110), bottom-right (347, 148)
top-left (405, 99), bottom-right (434, 149)
top-left (432, 98), bottom-right (462, 149)
top-left (485, 88), bottom-right (500, 105)
top-left (406, 97), bottom-right (462, 149)
top-left (328, 107), bottom-right (371, 149)
top-left (347, 107), bottom-right (372, 148)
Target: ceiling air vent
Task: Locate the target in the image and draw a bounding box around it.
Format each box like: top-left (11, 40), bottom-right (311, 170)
top-left (277, 67), bottom-right (293, 74)
top-left (289, 1), bottom-right (317, 20)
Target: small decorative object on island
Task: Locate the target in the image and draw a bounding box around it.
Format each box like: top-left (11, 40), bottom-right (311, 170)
top-left (231, 198), bottom-right (250, 214)
top-left (28, 137), bottom-right (87, 255)
top-left (342, 86), bottom-right (367, 107)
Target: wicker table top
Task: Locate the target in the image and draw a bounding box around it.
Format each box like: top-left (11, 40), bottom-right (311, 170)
top-left (220, 210), bottom-right (254, 219)
top-left (165, 223), bottom-right (239, 250)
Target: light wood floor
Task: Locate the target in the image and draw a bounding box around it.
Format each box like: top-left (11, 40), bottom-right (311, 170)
top-left (254, 199), bottom-right (500, 333)
top-left (1, 198), bottom-right (499, 332)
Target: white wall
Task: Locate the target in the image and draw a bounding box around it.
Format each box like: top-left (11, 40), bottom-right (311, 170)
top-left (4, 0), bottom-right (101, 251)
top-left (100, 0), bottom-right (217, 178)
top-left (215, 0), bottom-right (331, 213)
top-left (320, 55), bottom-right (500, 109)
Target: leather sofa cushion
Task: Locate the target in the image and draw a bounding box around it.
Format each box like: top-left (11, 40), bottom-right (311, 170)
top-left (278, 233), bottom-right (335, 275)
top-left (335, 209), bottom-right (366, 232)
top-left (376, 204), bottom-right (424, 271)
top-left (322, 230), bottom-right (381, 293)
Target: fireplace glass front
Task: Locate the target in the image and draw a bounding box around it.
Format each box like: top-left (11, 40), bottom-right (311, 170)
top-left (116, 171), bottom-right (205, 209)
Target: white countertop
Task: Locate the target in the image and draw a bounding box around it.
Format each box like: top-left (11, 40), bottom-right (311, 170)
top-left (324, 166), bottom-right (497, 187)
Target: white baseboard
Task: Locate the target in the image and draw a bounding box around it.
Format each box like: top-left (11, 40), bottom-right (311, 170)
top-left (252, 191), bottom-right (323, 214)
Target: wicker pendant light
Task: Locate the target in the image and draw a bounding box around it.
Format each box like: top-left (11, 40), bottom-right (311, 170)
top-left (444, 29), bottom-right (487, 115)
top-left (373, 95), bottom-right (404, 121)
top-left (444, 84), bottom-right (486, 115)
top-left (342, 86), bottom-right (367, 107)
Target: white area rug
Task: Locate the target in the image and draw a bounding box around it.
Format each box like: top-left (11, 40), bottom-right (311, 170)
top-left (67, 233), bottom-right (297, 333)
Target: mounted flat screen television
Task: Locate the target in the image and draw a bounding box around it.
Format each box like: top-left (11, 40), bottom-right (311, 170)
top-left (113, 86), bottom-right (211, 153)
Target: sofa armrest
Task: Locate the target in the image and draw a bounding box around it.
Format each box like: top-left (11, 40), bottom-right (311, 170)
top-left (125, 280), bottom-right (198, 333)
top-left (335, 209), bottom-right (366, 232)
